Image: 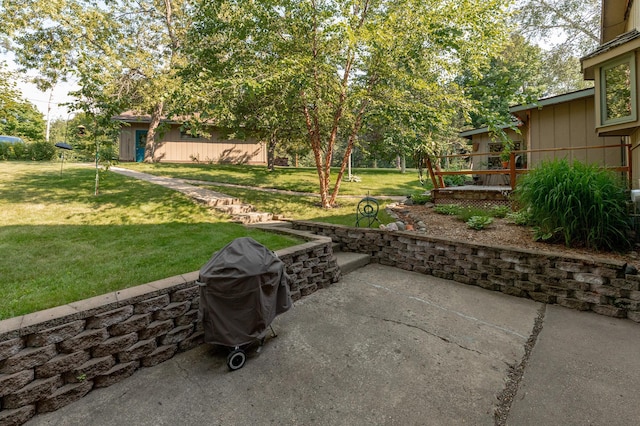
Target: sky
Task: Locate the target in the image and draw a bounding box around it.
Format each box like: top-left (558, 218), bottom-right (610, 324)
top-left (18, 80), bottom-right (78, 120)
top-left (2, 52), bottom-right (78, 121)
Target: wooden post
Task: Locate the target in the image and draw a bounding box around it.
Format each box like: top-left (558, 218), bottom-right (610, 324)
top-left (426, 157), bottom-right (439, 189)
top-left (509, 152), bottom-right (516, 189)
top-left (628, 143), bottom-right (633, 189)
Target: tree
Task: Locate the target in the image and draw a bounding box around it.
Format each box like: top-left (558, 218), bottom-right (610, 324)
top-left (516, 0), bottom-right (600, 54)
top-left (515, 0), bottom-right (600, 94)
top-left (0, 0), bottom-right (192, 161)
top-left (460, 34), bottom-right (548, 129)
top-left (187, 0), bottom-right (510, 207)
top-left (0, 63), bottom-right (45, 141)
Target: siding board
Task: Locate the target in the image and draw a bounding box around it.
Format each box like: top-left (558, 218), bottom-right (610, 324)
top-left (117, 123), bottom-right (265, 165)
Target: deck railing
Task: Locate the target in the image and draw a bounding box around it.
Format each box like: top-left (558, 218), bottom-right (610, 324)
top-left (426, 143), bottom-right (633, 190)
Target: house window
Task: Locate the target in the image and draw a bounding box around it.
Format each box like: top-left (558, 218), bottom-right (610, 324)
top-left (600, 53), bottom-right (637, 126)
top-left (487, 141), bottom-right (521, 169)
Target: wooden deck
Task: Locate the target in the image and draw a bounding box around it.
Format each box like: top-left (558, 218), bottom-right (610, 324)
top-left (431, 185), bottom-right (513, 207)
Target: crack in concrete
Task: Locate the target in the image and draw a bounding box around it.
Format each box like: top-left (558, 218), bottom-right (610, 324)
top-left (494, 303), bottom-right (547, 426)
top-left (365, 281), bottom-right (528, 339)
top-left (367, 315), bottom-right (483, 355)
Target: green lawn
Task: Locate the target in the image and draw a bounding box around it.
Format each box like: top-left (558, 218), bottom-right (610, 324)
top-left (201, 184), bottom-right (397, 226)
top-left (122, 162), bottom-right (428, 197)
top-left (0, 163), bottom-right (299, 319)
top-left (1, 161), bottom-right (426, 320)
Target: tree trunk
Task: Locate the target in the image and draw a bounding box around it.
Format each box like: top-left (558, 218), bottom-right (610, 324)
top-left (302, 95), bottom-right (330, 208)
top-left (144, 101), bottom-right (164, 163)
top-left (267, 133), bottom-right (276, 171)
top-left (400, 155), bottom-right (406, 173)
top-left (328, 99), bottom-right (369, 206)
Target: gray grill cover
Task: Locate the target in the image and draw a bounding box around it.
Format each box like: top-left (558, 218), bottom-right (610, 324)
top-left (198, 237), bottom-right (292, 347)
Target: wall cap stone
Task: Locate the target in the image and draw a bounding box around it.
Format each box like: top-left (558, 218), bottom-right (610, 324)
top-left (0, 227), bottom-right (334, 342)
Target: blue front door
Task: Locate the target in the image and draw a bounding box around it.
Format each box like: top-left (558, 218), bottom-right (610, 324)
top-left (135, 130), bottom-right (147, 162)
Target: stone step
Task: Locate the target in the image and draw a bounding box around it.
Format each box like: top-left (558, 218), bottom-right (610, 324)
top-left (216, 204), bottom-right (255, 215)
top-left (193, 196), bottom-right (241, 207)
top-left (231, 212), bottom-right (274, 224)
top-left (334, 251), bottom-right (371, 276)
top-left (207, 197), bottom-right (242, 207)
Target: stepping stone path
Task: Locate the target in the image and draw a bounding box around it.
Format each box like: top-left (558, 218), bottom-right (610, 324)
top-left (110, 167), bottom-right (275, 224)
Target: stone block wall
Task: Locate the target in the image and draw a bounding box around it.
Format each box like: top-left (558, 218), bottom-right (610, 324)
top-left (0, 231), bottom-right (339, 426)
top-left (291, 221), bottom-right (640, 322)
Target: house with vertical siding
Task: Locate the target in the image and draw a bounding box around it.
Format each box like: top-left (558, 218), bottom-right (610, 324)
top-left (114, 111), bottom-right (267, 165)
top-left (459, 89), bottom-right (625, 185)
top-left (460, 0), bottom-right (640, 187)
top-left (581, 0), bottom-right (640, 188)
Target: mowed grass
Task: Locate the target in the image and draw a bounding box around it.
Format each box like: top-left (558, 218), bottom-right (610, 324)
top-left (202, 184), bottom-right (397, 226)
top-left (123, 162), bottom-right (427, 196)
top-left (0, 162), bottom-right (299, 320)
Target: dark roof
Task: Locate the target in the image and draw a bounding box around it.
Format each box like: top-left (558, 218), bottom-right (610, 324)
top-left (581, 29), bottom-right (640, 61)
top-left (0, 135), bottom-right (23, 143)
top-left (459, 118), bottom-right (523, 139)
top-left (112, 111), bottom-right (182, 125)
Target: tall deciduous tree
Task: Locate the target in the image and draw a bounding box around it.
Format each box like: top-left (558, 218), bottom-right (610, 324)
top-left (0, 63), bottom-right (45, 141)
top-left (515, 0), bottom-right (600, 94)
top-left (460, 34), bottom-right (548, 129)
top-left (0, 0), bottom-right (192, 161)
top-left (517, 0), bottom-right (600, 53)
top-left (187, 0), bottom-right (510, 207)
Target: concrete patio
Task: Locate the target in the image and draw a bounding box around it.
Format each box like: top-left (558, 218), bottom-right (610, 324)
top-left (25, 263), bottom-right (640, 425)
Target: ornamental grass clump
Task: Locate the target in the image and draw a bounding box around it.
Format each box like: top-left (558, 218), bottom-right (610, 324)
top-left (514, 159), bottom-right (630, 251)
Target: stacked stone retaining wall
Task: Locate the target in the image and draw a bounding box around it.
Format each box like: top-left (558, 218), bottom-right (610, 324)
top-left (291, 221), bottom-right (640, 322)
top-left (0, 230), bottom-right (339, 426)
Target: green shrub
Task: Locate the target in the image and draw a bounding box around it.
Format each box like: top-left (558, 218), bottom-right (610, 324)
top-left (0, 141), bottom-right (56, 161)
top-left (434, 203), bottom-right (510, 222)
top-left (466, 215), bottom-right (493, 230)
top-left (434, 204), bottom-right (462, 215)
top-left (28, 142), bottom-right (56, 161)
top-left (409, 192), bottom-right (431, 205)
top-left (0, 142), bottom-right (10, 160)
top-left (514, 159), bottom-right (630, 251)
top-left (506, 209), bottom-right (531, 226)
top-left (490, 205), bottom-right (511, 218)
top-left (443, 174), bottom-right (466, 187)
top-left (456, 206), bottom-right (493, 222)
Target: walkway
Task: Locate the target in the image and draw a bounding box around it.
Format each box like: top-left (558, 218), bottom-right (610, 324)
top-left (111, 167), bottom-right (273, 224)
top-left (110, 166), bottom-right (404, 224)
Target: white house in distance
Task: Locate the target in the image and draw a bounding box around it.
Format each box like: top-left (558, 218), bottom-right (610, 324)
top-left (114, 111), bottom-right (267, 165)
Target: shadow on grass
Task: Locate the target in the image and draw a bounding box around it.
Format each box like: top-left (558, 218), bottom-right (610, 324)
top-left (0, 222), bottom-right (298, 320)
top-left (2, 167), bottom-right (174, 208)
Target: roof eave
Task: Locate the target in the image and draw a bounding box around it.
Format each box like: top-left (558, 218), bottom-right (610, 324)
top-left (509, 88), bottom-right (595, 113)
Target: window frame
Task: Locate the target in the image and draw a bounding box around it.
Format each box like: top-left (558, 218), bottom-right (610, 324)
top-left (599, 53), bottom-right (637, 127)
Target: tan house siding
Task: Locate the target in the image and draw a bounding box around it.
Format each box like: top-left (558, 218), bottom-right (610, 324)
top-left (629, 2), bottom-right (639, 33)
top-left (466, 128), bottom-right (524, 185)
top-left (525, 96), bottom-right (622, 167)
top-left (118, 123), bottom-right (266, 165)
top-left (462, 91), bottom-right (627, 186)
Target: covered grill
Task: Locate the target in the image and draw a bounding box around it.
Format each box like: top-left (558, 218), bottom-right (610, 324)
top-left (197, 237), bottom-right (292, 370)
